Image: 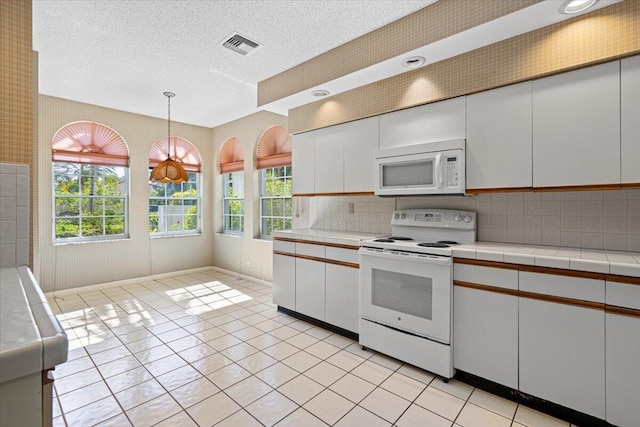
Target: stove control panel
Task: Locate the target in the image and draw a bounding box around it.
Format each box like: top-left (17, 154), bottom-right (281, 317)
top-left (391, 209), bottom-right (476, 230)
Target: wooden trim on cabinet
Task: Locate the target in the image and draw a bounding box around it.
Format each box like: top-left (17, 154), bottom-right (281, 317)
top-left (453, 280), bottom-right (519, 297)
top-left (453, 258), bottom-right (519, 270)
top-left (519, 290), bottom-right (605, 311)
top-left (606, 305), bottom-right (640, 319)
top-left (324, 258), bottom-right (359, 269)
top-left (273, 237), bottom-right (359, 250)
top-left (532, 184), bottom-right (623, 192)
top-left (620, 182), bottom-right (640, 189)
top-left (293, 191), bottom-right (375, 197)
top-left (519, 264), bottom-right (605, 281)
top-left (465, 187), bottom-right (533, 194)
top-left (273, 250), bottom-right (296, 258)
top-left (293, 253), bottom-right (327, 264)
top-left (605, 274), bottom-right (640, 286)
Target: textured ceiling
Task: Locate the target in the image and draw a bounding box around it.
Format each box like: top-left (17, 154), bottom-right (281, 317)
top-left (32, 0), bottom-right (436, 128)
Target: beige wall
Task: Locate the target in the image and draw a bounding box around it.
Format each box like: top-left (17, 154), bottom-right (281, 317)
top-left (211, 111), bottom-right (288, 282)
top-left (37, 95), bottom-right (214, 292)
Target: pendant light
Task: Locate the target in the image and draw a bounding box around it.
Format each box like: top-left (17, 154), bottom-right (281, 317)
top-left (150, 91), bottom-right (188, 184)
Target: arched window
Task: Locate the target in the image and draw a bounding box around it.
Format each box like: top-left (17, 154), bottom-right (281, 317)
top-left (256, 126), bottom-right (292, 237)
top-left (51, 121), bottom-right (129, 241)
top-left (149, 137), bottom-right (202, 235)
top-left (219, 137), bottom-right (244, 234)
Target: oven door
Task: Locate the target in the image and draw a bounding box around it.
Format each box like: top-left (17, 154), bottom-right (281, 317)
top-left (359, 247), bottom-right (452, 344)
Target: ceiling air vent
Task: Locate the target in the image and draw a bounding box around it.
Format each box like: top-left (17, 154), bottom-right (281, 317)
top-left (222, 33), bottom-right (260, 56)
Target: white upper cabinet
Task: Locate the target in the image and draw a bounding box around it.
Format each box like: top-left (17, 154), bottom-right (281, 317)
top-left (343, 117), bottom-right (379, 193)
top-left (379, 97), bottom-right (466, 149)
top-left (621, 55), bottom-right (640, 184)
top-left (532, 61), bottom-right (620, 187)
top-left (314, 124), bottom-right (345, 194)
top-left (466, 82), bottom-right (533, 190)
top-left (292, 131), bottom-right (315, 195)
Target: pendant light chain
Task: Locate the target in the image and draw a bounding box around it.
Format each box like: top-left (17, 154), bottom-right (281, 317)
top-left (164, 91), bottom-right (175, 160)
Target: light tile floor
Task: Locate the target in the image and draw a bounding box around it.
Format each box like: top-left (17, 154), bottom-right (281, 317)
top-left (47, 270), bottom-right (578, 427)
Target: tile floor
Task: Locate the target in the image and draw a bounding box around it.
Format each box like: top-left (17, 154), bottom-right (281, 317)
top-left (47, 269), bottom-right (577, 427)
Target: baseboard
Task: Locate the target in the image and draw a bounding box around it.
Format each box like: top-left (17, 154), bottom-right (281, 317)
top-left (455, 370), bottom-right (613, 427)
top-left (277, 306), bottom-right (358, 341)
top-left (209, 266), bottom-right (273, 288)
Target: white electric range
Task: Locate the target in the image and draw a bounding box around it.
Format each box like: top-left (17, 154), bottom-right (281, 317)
top-left (358, 209), bottom-right (476, 378)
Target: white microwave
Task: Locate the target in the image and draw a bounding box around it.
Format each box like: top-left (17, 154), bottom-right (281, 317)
top-left (374, 139), bottom-right (465, 196)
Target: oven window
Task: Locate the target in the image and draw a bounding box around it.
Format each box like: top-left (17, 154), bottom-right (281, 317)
top-left (382, 160), bottom-right (434, 187)
top-left (371, 269), bottom-right (433, 320)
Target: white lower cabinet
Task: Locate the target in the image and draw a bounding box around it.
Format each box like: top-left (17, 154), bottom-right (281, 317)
top-left (606, 312), bottom-right (640, 427)
top-left (295, 258), bottom-right (326, 321)
top-left (519, 298), bottom-right (605, 419)
top-left (453, 263), bottom-right (518, 389)
top-left (272, 253), bottom-right (295, 310)
top-left (325, 263), bottom-right (359, 333)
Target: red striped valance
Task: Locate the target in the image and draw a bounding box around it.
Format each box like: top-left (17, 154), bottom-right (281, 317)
top-left (220, 137), bottom-right (244, 174)
top-left (149, 136), bottom-right (201, 173)
top-left (52, 121), bottom-right (129, 167)
top-left (256, 125), bottom-right (291, 170)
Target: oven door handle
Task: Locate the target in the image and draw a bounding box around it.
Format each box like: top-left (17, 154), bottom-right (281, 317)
top-left (358, 247), bottom-right (452, 266)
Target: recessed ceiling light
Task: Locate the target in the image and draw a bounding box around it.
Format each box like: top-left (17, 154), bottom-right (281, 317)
top-left (403, 56), bottom-right (426, 68)
top-left (560, 0), bottom-right (598, 14)
top-left (311, 90), bottom-right (330, 97)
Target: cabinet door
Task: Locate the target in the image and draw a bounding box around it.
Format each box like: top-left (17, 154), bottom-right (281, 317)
top-left (519, 299), bottom-right (605, 418)
top-left (325, 263), bottom-right (359, 333)
top-left (315, 125), bottom-right (344, 194)
top-left (466, 82), bottom-right (532, 190)
top-left (621, 56), bottom-right (640, 184)
top-left (343, 117), bottom-right (379, 193)
top-left (295, 258), bottom-right (326, 321)
top-left (379, 97), bottom-right (466, 149)
top-left (453, 287), bottom-right (518, 389)
top-left (292, 131), bottom-right (315, 195)
top-left (533, 61), bottom-right (620, 187)
top-left (272, 253), bottom-right (296, 310)
top-left (606, 313), bottom-right (640, 427)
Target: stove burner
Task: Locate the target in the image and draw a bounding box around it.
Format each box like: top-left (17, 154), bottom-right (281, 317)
top-left (388, 236), bottom-right (413, 241)
top-left (437, 240), bottom-right (459, 245)
top-left (417, 243), bottom-right (451, 248)
top-left (373, 238), bottom-right (396, 243)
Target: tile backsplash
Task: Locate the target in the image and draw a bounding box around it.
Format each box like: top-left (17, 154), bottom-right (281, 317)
top-left (0, 163), bottom-right (30, 267)
top-left (293, 188), bottom-right (640, 252)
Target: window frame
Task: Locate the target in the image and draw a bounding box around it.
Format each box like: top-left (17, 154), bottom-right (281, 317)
top-left (259, 165), bottom-right (292, 239)
top-left (52, 162), bottom-right (129, 243)
top-left (223, 171), bottom-right (244, 235)
top-left (149, 172), bottom-right (202, 237)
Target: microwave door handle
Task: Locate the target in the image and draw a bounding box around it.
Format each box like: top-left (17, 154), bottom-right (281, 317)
top-left (435, 154), bottom-right (443, 189)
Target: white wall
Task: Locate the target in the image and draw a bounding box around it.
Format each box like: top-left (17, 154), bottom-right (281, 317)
top-left (37, 95), bottom-right (214, 292)
top-left (211, 111), bottom-right (288, 282)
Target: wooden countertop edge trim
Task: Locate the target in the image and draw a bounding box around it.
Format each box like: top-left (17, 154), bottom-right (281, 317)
top-left (453, 280), bottom-right (519, 297)
top-left (273, 251), bottom-right (358, 269)
top-left (606, 305), bottom-right (640, 319)
top-left (519, 264), bottom-right (605, 280)
top-left (292, 192), bottom-right (375, 197)
top-left (274, 237), bottom-right (359, 250)
top-left (453, 258), bottom-right (519, 270)
top-left (605, 274), bottom-right (640, 286)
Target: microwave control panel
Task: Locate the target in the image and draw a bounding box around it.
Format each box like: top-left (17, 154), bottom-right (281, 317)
top-left (444, 155), bottom-right (460, 189)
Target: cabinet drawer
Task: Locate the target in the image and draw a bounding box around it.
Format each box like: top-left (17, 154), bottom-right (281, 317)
top-left (326, 246), bottom-right (358, 264)
top-left (606, 279), bottom-right (640, 311)
top-left (296, 242), bottom-right (325, 258)
top-left (519, 271), bottom-right (604, 303)
top-left (273, 240), bottom-right (295, 254)
top-left (454, 263), bottom-right (517, 290)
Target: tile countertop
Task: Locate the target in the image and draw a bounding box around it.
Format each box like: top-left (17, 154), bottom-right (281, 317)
top-left (272, 229), bottom-right (640, 278)
top-left (272, 229), bottom-right (384, 247)
top-left (452, 242), bottom-right (640, 278)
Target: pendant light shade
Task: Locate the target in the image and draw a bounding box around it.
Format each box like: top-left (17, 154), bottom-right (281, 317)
top-left (150, 92), bottom-right (188, 184)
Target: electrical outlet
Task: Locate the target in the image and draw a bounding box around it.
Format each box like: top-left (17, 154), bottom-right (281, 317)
top-left (348, 203), bottom-right (355, 214)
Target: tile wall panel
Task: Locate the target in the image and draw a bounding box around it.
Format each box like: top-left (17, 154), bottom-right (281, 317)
top-left (295, 189), bottom-right (640, 252)
top-left (0, 163), bottom-right (29, 268)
